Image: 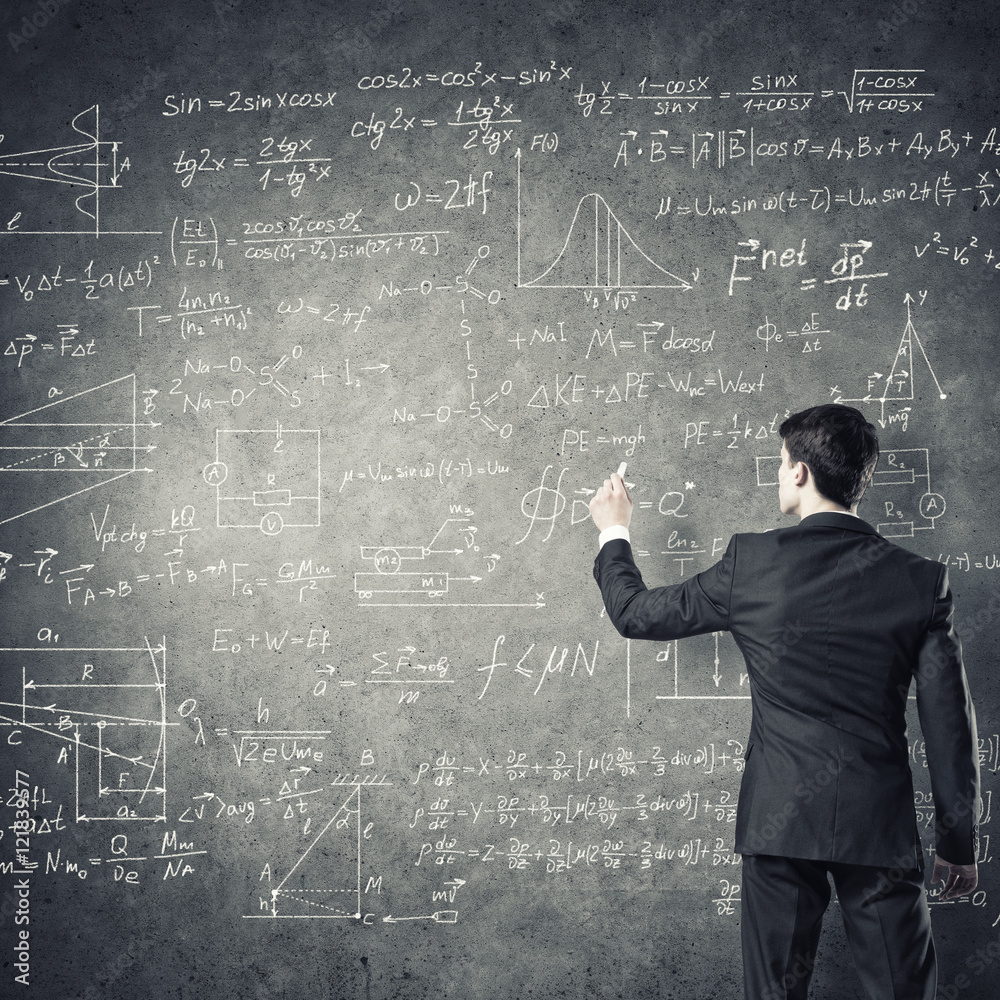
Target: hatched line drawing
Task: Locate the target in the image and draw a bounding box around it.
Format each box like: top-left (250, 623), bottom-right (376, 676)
top-left (0, 374), bottom-right (156, 526)
top-left (356, 516), bottom-right (544, 608)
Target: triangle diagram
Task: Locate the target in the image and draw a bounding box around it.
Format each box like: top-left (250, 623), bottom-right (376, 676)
top-left (880, 320), bottom-right (914, 403)
top-left (271, 785), bottom-right (361, 918)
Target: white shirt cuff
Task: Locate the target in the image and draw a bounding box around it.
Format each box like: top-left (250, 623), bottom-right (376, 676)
top-left (598, 525), bottom-right (631, 549)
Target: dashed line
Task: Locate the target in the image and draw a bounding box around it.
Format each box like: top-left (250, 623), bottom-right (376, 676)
top-left (1, 425), bottom-right (126, 471)
top-left (275, 891), bottom-right (355, 915)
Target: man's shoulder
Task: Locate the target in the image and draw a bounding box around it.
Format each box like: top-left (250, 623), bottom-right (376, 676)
top-left (728, 522), bottom-right (799, 545)
top-left (731, 518), bottom-right (942, 577)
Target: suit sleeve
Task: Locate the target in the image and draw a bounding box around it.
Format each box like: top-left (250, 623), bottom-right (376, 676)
top-left (592, 535), bottom-right (735, 640)
top-left (915, 565), bottom-right (980, 865)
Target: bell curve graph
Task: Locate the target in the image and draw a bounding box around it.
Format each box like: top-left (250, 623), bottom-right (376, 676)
top-left (515, 149), bottom-right (693, 291)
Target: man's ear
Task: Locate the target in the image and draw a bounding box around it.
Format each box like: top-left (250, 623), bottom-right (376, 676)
top-left (793, 461), bottom-right (809, 486)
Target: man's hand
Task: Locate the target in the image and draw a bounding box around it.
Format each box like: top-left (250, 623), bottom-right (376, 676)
top-left (932, 854), bottom-right (978, 900)
top-left (588, 472), bottom-right (633, 532)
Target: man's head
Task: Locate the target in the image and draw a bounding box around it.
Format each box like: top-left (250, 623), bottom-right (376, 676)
top-left (778, 405), bottom-right (879, 516)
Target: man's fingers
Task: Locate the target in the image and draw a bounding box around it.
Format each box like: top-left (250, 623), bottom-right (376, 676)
top-left (611, 473), bottom-right (632, 502)
top-left (590, 483), bottom-right (610, 509)
top-left (939, 870), bottom-right (978, 900)
top-left (958, 873), bottom-right (978, 894)
top-left (941, 872), bottom-right (965, 900)
top-left (590, 472), bottom-right (632, 510)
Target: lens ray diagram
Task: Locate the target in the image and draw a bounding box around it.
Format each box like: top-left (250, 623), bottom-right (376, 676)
top-left (0, 639), bottom-right (170, 823)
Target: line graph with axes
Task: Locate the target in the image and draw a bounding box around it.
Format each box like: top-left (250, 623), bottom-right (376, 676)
top-left (516, 149), bottom-right (694, 290)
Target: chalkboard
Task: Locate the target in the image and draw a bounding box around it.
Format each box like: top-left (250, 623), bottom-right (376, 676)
top-left (0, 0), bottom-right (997, 997)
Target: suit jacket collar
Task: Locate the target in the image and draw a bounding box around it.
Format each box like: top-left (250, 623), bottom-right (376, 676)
top-left (797, 511), bottom-right (879, 535)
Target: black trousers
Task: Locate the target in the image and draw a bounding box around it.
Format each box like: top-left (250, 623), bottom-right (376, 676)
top-left (741, 854), bottom-right (936, 1000)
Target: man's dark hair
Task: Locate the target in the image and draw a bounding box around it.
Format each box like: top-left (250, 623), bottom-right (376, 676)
top-left (779, 404), bottom-right (879, 509)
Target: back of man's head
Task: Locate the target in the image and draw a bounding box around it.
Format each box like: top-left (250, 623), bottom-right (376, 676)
top-left (779, 405), bottom-right (879, 509)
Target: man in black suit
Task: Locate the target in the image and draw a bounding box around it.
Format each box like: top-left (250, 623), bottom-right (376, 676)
top-left (589, 404), bottom-right (979, 1000)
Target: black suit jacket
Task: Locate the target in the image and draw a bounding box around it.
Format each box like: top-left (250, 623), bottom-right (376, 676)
top-left (593, 512), bottom-right (979, 868)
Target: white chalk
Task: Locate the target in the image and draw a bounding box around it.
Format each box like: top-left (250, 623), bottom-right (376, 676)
top-left (592, 463), bottom-right (629, 494)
